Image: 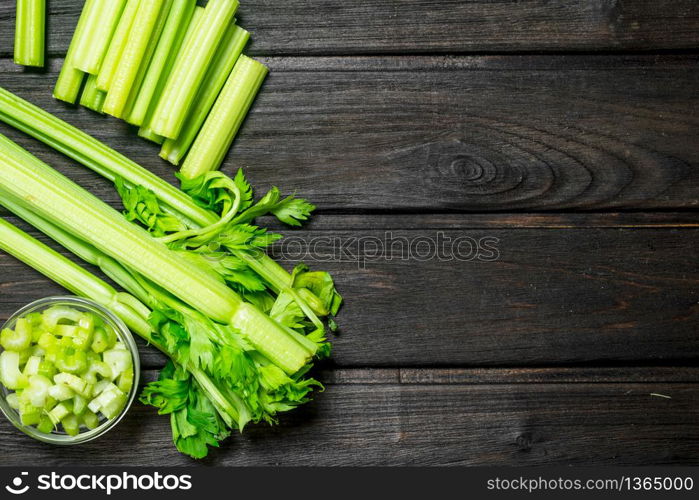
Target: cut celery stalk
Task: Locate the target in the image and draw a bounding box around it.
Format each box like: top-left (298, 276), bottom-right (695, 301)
top-left (48, 383), bottom-right (75, 401)
top-left (180, 56), bottom-right (268, 179)
top-left (96, 0), bottom-right (142, 92)
top-left (121, 0), bottom-right (175, 121)
top-left (137, 126), bottom-right (164, 144)
top-left (103, 0), bottom-right (168, 118)
top-left (72, 0), bottom-right (127, 75)
top-left (138, 5), bottom-right (204, 135)
top-left (54, 0), bottom-right (94, 103)
top-left (161, 24), bottom-right (249, 165)
top-left (79, 74), bottom-right (107, 113)
top-left (150, 0), bottom-right (239, 139)
top-left (127, 0), bottom-right (197, 126)
top-left (0, 351), bottom-right (28, 390)
top-left (14, 0), bottom-right (45, 67)
top-left (7, 392), bottom-right (20, 410)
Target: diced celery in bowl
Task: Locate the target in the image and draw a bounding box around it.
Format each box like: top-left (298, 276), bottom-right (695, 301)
top-left (0, 296), bottom-right (139, 445)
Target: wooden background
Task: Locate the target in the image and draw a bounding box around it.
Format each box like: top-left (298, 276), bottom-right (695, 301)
top-left (0, 0), bottom-right (697, 465)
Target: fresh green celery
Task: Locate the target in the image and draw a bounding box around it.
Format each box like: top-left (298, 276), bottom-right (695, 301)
top-left (180, 56), bottom-right (268, 179)
top-left (79, 74), bottom-right (107, 113)
top-left (72, 0), bottom-right (127, 75)
top-left (103, 0), bottom-right (168, 118)
top-left (54, 0), bottom-right (94, 103)
top-left (126, 0), bottom-right (197, 127)
top-left (96, 0), bottom-right (141, 92)
top-left (121, 0), bottom-right (174, 121)
top-left (161, 24), bottom-right (249, 166)
top-left (14, 0), bottom-right (45, 67)
top-left (150, 0), bottom-right (239, 139)
top-left (138, 5), bottom-right (204, 135)
top-left (0, 88), bottom-right (331, 319)
top-left (0, 133), bottom-right (314, 373)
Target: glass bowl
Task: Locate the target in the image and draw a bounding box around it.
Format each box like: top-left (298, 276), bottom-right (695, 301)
top-left (0, 296), bottom-right (140, 445)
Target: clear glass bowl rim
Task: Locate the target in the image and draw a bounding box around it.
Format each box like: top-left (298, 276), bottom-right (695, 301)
top-left (0, 296), bottom-right (140, 445)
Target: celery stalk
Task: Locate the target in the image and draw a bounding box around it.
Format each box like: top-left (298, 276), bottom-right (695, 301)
top-left (150, 0), bottom-right (239, 139)
top-left (126, 0), bottom-right (197, 127)
top-left (54, 0), bottom-right (94, 103)
top-left (79, 74), bottom-right (107, 114)
top-left (103, 0), bottom-right (168, 118)
top-left (14, 0), bottom-right (45, 67)
top-left (161, 24), bottom-right (249, 166)
top-left (96, 0), bottom-right (141, 92)
top-left (137, 5), bottom-right (204, 139)
top-left (121, 0), bottom-right (175, 121)
top-left (180, 56), bottom-right (268, 179)
top-left (72, 0), bottom-right (127, 75)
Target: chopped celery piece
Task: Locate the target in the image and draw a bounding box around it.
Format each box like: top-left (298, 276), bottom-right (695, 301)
top-left (54, 0), bottom-right (93, 103)
top-left (0, 350), bottom-right (28, 389)
top-left (93, 388), bottom-right (127, 419)
top-left (54, 324), bottom-right (79, 337)
top-left (150, 0), bottom-right (239, 139)
top-left (103, 348), bottom-right (132, 378)
top-left (127, 0), bottom-right (197, 126)
top-left (97, 0), bottom-right (141, 92)
top-left (24, 374), bottom-right (52, 406)
top-left (89, 361), bottom-right (113, 380)
top-left (55, 347), bottom-right (88, 374)
top-left (36, 415), bottom-right (54, 433)
top-left (62, 414), bottom-right (80, 436)
top-left (6, 392), bottom-right (19, 409)
top-left (161, 23), bottom-right (249, 165)
top-left (54, 372), bottom-right (88, 395)
top-left (47, 401), bottom-right (72, 424)
top-left (117, 367), bottom-right (134, 393)
top-left (42, 305), bottom-right (83, 330)
top-left (37, 331), bottom-right (58, 352)
top-left (78, 313), bottom-right (95, 332)
top-left (91, 326), bottom-right (116, 353)
top-left (48, 383), bottom-right (74, 401)
top-left (94, 379), bottom-right (118, 395)
top-left (82, 410), bottom-right (99, 430)
top-left (180, 55), bottom-right (267, 178)
top-left (1, 324), bottom-right (32, 351)
top-left (103, 0), bottom-right (169, 118)
top-left (137, 126), bottom-right (164, 144)
top-left (20, 407), bottom-right (41, 426)
top-left (72, 0), bottom-right (127, 75)
top-left (14, 0), bottom-right (46, 67)
top-left (72, 394), bottom-right (87, 415)
top-left (37, 359), bottom-right (56, 379)
top-left (23, 355), bottom-right (41, 376)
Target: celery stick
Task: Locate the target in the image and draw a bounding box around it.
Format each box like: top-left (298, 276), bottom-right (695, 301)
top-left (96, 0), bottom-right (141, 92)
top-left (103, 0), bottom-right (167, 118)
top-left (138, 5), bottom-right (204, 135)
top-left (161, 24), bottom-right (249, 166)
top-left (180, 56), bottom-right (268, 179)
top-left (79, 74), bottom-right (106, 114)
top-left (54, 0), bottom-right (94, 103)
top-left (137, 126), bottom-right (164, 144)
top-left (121, 0), bottom-right (174, 121)
top-left (14, 0), bottom-right (45, 67)
top-left (72, 0), bottom-right (127, 75)
top-left (126, 0), bottom-right (197, 127)
top-left (150, 0), bottom-right (239, 139)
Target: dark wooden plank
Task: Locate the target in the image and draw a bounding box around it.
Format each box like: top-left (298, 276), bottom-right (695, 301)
top-left (1, 368), bottom-right (698, 465)
top-left (1, 55), bottom-right (697, 211)
top-left (1, 215), bottom-right (697, 366)
top-left (1, 1), bottom-right (698, 56)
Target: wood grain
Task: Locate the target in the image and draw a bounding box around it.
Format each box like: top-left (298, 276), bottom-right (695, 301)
top-left (1, 215), bottom-right (697, 367)
top-left (0, 55), bottom-right (697, 212)
top-left (1, 368), bottom-right (698, 466)
top-left (1, 1), bottom-right (698, 56)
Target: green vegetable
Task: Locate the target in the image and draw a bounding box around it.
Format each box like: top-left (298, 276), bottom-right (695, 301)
top-left (54, 0), bottom-right (93, 103)
top-left (79, 74), bottom-right (107, 114)
top-left (72, 0), bottom-right (127, 75)
top-left (103, 0), bottom-right (169, 118)
top-left (14, 0), bottom-right (45, 67)
top-left (127, 0), bottom-right (198, 127)
top-left (180, 55), bottom-right (267, 178)
top-left (160, 23), bottom-right (249, 165)
top-left (150, 0), bottom-right (239, 139)
top-left (96, 0), bottom-right (141, 92)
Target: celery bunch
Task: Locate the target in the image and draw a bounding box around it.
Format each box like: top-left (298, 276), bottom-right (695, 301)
top-left (54, 0), bottom-right (266, 177)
